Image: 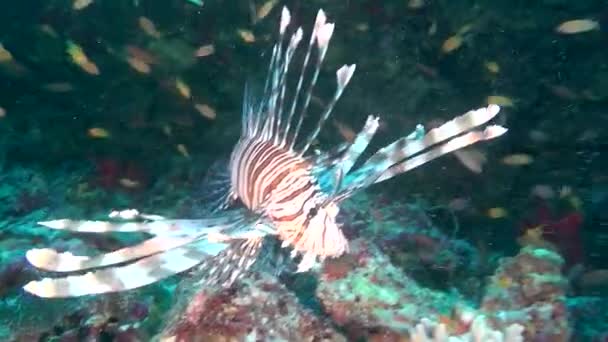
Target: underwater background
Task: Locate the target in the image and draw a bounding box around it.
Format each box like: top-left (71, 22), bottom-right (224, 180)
top-left (0, 0), bottom-right (607, 340)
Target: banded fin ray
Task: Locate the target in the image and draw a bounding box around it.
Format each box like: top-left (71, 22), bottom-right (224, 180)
top-left (337, 105), bottom-right (505, 195)
top-left (26, 235), bottom-right (196, 272)
top-left (193, 237), bottom-right (264, 288)
top-left (23, 240), bottom-right (229, 298)
top-left (242, 7), bottom-right (356, 157)
top-left (37, 209), bottom-right (253, 236)
top-left (196, 158), bottom-right (236, 214)
top-left (26, 211), bottom-right (266, 278)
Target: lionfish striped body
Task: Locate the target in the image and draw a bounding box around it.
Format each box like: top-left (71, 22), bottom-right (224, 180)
top-left (23, 7), bottom-right (506, 298)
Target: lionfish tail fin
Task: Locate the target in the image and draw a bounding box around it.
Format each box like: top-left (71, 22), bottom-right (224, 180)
top-left (340, 105), bottom-right (505, 195)
top-left (23, 241), bottom-right (229, 298)
top-left (190, 237), bottom-right (264, 288)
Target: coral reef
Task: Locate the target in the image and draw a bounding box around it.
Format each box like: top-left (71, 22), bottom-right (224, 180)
top-left (159, 272), bottom-right (345, 341)
top-left (481, 246), bottom-right (571, 341)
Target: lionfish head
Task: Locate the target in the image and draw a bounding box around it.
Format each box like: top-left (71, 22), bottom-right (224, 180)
top-left (276, 196), bottom-right (348, 267)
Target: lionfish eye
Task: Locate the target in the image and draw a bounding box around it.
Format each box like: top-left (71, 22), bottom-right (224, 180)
top-left (307, 207), bottom-right (319, 219)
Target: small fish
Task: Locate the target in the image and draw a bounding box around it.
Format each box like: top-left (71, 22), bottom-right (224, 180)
top-left (257, 0), bottom-right (279, 21)
top-left (66, 41), bottom-right (100, 75)
top-left (556, 19), bottom-right (599, 34)
top-left (127, 56), bottom-right (151, 74)
top-left (333, 120), bottom-right (356, 143)
top-left (194, 44), bottom-right (215, 57)
top-left (486, 95), bottom-right (514, 107)
top-left (138, 17), bottom-right (161, 38)
top-left (176, 144), bottom-right (190, 158)
top-left (119, 178), bottom-right (141, 188)
top-left (453, 148), bottom-right (487, 173)
top-left (0, 106), bottom-right (6, 118)
top-left (195, 103), bottom-right (216, 120)
top-left (487, 207), bottom-right (508, 219)
top-left (0, 43), bottom-right (13, 62)
top-left (73, 0), bottom-right (93, 10)
top-left (23, 7), bottom-right (507, 298)
top-left (441, 35), bottom-right (463, 53)
top-left (42, 82), bottom-right (75, 92)
top-left (88, 127), bottom-right (110, 138)
top-left (501, 153), bottom-right (533, 166)
top-left (407, 0), bottom-right (426, 10)
top-left (484, 61), bottom-right (500, 74)
top-left (238, 29), bottom-right (256, 43)
top-left (175, 78), bottom-right (191, 98)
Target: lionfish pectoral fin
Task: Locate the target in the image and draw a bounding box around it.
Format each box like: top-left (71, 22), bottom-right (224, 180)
top-left (376, 125), bottom-right (507, 183)
top-left (191, 237), bottom-right (264, 288)
top-left (196, 158), bottom-right (237, 214)
top-left (26, 235), bottom-right (196, 272)
top-left (340, 105), bottom-right (504, 194)
top-left (335, 115), bottom-right (380, 176)
top-left (36, 218), bottom-right (204, 236)
top-left (23, 241), bottom-right (229, 298)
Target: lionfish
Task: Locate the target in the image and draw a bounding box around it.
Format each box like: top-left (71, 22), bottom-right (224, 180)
top-left (23, 7), bottom-right (506, 298)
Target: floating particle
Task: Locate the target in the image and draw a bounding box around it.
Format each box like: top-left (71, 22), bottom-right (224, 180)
top-left (355, 23), bottom-right (369, 32)
top-left (88, 127), bottom-right (110, 138)
top-left (138, 17), bottom-right (161, 38)
top-left (0, 107), bottom-right (5, 118)
top-left (195, 103), bottom-right (216, 120)
top-left (257, 0), bottom-right (278, 20)
top-left (484, 61), bottom-right (500, 74)
top-left (194, 44), bottom-right (215, 57)
top-left (543, 83), bottom-right (579, 100)
top-left (162, 124), bottom-right (172, 137)
top-left (456, 23), bottom-right (474, 35)
top-left (531, 184), bottom-right (555, 199)
top-left (177, 144), bottom-right (190, 158)
top-left (127, 56), bottom-right (151, 74)
top-left (42, 82), bottom-right (74, 92)
top-left (175, 78), bottom-right (191, 98)
top-left (487, 207), bottom-right (508, 219)
top-left (486, 95), bottom-right (514, 107)
top-left (501, 153), bottom-right (533, 166)
top-left (441, 35), bottom-right (463, 53)
top-left (0, 43), bottom-right (13, 62)
top-left (39, 24), bottom-right (58, 37)
top-left (73, 0), bottom-right (93, 10)
top-left (558, 185), bottom-right (572, 199)
top-left (556, 19), bottom-right (599, 34)
top-left (238, 29), bottom-right (256, 43)
top-left (448, 197), bottom-right (470, 212)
